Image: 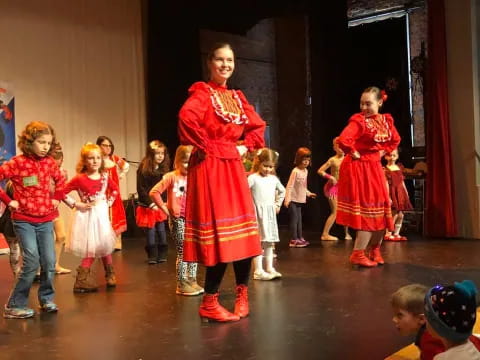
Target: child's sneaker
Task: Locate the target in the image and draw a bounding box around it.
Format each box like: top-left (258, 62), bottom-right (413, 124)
top-left (289, 239), bottom-right (308, 248)
top-left (4, 307), bottom-right (35, 319)
top-left (253, 271), bottom-right (275, 280)
top-left (289, 239), bottom-right (302, 247)
top-left (299, 238), bottom-right (310, 246)
top-left (39, 302), bottom-right (58, 313)
top-left (176, 281), bottom-right (202, 296)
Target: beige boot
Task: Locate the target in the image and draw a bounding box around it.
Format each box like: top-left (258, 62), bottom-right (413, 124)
top-left (104, 264), bottom-right (116, 287)
top-left (73, 266), bottom-right (98, 293)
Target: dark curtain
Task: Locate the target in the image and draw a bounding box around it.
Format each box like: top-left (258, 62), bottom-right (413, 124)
top-left (424, 0), bottom-right (457, 237)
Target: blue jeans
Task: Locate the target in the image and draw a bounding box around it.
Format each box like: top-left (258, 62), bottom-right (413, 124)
top-left (7, 221), bottom-right (55, 308)
top-left (146, 221), bottom-right (167, 247)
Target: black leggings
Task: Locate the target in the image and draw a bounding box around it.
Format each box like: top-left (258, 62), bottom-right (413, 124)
top-left (288, 201), bottom-right (303, 239)
top-left (204, 258), bottom-right (252, 294)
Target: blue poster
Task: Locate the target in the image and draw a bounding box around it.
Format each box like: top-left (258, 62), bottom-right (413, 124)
top-left (0, 84), bottom-right (15, 164)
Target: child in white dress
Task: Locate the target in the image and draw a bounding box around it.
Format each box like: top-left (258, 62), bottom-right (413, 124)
top-left (248, 148), bottom-right (285, 280)
top-left (64, 143), bottom-right (119, 293)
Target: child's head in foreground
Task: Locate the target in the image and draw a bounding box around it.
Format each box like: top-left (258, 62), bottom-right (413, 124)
top-left (391, 283), bottom-right (429, 336)
top-left (424, 280), bottom-right (477, 346)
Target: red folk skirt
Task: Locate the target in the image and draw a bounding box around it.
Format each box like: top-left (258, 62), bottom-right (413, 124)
top-left (336, 153), bottom-right (393, 231)
top-left (109, 197), bottom-right (127, 235)
top-left (135, 206), bottom-right (167, 228)
top-left (183, 151), bottom-right (262, 266)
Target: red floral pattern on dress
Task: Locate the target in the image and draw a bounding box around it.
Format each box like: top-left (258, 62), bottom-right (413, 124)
top-left (364, 114), bottom-right (392, 143)
top-left (0, 154), bottom-right (66, 222)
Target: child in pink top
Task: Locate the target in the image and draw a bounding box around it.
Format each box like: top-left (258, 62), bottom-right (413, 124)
top-left (150, 145), bottom-right (203, 296)
top-left (284, 147), bottom-right (317, 248)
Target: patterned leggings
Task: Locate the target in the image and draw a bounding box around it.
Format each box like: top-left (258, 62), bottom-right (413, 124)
top-left (170, 217), bottom-right (197, 282)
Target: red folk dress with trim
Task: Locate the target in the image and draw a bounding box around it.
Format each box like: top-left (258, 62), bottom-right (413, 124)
top-left (104, 155), bottom-right (127, 235)
top-left (336, 113), bottom-right (401, 231)
top-left (178, 81), bottom-right (266, 266)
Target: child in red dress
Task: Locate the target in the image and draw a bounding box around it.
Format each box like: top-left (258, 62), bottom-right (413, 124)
top-left (336, 87), bottom-right (401, 267)
top-left (96, 136), bottom-right (128, 250)
top-left (136, 140), bottom-right (170, 264)
top-left (384, 149), bottom-right (413, 241)
top-left (64, 143), bottom-right (120, 293)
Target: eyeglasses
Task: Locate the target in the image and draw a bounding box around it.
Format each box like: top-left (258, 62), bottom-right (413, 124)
top-left (100, 144), bottom-right (112, 148)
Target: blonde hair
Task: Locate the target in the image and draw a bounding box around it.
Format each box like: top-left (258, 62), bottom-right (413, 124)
top-left (18, 121), bottom-right (57, 156)
top-left (391, 284), bottom-right (428, 315)
top-left (253, 148), bottom-right (279, 174)
top-left (174, 145), bottom-right (193, 170)
top-left (76, 143), bottom-right (104, 174)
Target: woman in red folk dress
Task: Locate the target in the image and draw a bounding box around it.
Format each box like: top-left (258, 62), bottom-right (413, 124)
top-left (96, 136), bottom-right (128, 250)
top-left (178, 42), bottom-right (266, 322)
top-left (336, 86), bottom-right (401, 268)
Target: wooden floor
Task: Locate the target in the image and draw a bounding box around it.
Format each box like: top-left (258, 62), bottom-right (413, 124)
top-left (0, 229), bottom-right (479, 360)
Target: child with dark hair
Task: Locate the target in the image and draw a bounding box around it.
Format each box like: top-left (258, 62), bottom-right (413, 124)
top-left (425, 280), bottom-right (480, 359)
top-left (391, 284), bottom-right (445, 360)
top-left (284, 147), bottom-right (317, 248)
top-left (136, 140), bottom-right (170, 264)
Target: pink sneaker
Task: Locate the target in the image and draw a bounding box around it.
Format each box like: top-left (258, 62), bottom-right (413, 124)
top-left (300, 238), bottom-right (310, 246)
top-left (289, 239), bottom-right (307, 248)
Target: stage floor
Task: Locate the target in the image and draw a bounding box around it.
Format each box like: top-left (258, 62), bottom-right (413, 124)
top-left (0, 230), bottom-right (479, 360)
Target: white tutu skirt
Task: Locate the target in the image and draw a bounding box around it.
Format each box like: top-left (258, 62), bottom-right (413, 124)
top-left (67, 199), bottom-right (116, 258)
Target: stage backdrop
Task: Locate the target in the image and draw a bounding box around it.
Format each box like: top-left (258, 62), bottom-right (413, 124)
top-left (0, 0), bottom-right (147, 202)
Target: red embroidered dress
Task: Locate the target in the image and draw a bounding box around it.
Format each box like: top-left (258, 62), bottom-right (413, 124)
top-left (336, 113), bottom-right (401, 231)
top-left (385, 164), bottom-right (413, 211)
top-left (178, 81), bottom-right (266, 266)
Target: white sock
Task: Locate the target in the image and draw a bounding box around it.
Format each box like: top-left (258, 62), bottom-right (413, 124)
top-left (253, 255), bottom-right (263, 273)
top-left (264, 246), bottom-right (274, 272)
top-left (394, 223), bottom-right (402, 236)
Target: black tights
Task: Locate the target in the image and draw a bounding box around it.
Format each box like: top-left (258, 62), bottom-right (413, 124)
top-left (204, 258), bottom-right (252, 294)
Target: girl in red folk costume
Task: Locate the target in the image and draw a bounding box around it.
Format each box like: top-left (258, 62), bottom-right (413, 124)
top-left (178, 42), bottom-right (266, 322)
top-left (136, 140), bottom-right (170, 264)
top-left (317, 137), bottom-right (352, 241)
top-left (96, 136), bottom-right (128, 250)
top-left (64, 143), bottom-right (120, 293)
top-left (336, 87), bottom-right (401, 267)
top-left (0, 121), bottom-right (66, 319)
top-left (383, 149), bottom-right (413, 241)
